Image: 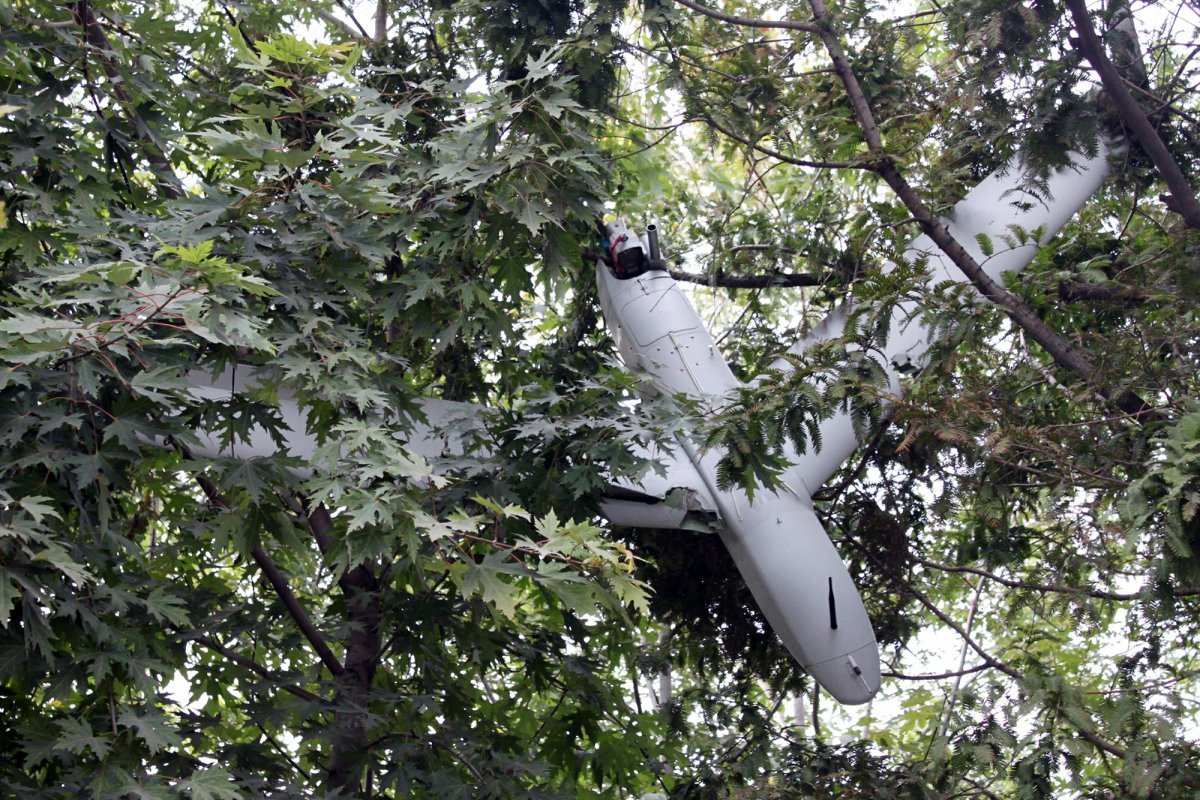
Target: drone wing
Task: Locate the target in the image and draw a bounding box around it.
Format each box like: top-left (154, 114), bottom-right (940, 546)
top-left (184, 367), bottom-right (719, 530)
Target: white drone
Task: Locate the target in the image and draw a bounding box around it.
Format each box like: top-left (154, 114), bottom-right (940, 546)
top-left (188, 145), bottom-right (1111, 705)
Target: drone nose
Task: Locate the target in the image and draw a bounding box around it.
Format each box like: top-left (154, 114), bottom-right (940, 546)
top-left (805, 641), bottom-right (881, 705)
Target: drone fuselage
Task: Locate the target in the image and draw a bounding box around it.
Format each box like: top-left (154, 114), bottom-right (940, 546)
top-left (594, 145), bottom-right (1111, 704)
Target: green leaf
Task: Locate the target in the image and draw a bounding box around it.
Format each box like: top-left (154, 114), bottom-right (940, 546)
top-left (142, 587), bottom-right (191, 626)
top-left (54, 717), bottom-right (110, 759)
top-left (17, 496), bottom-right (60, 525)
top-left (0, 567), bottom-right (20, 615)
top-left (459, 552), bottom-right (528, 618)
top-left (32, 542), bottom-right (94, 585)
top-left (345, 494), bottom-right (389, 532)
top-left (130, 367), bottom-right (190, 404)
top-left (974, 232), bottom-right (994, 257)
top-left (118, 708), bottom-right (183, 754)
top-left (179, 767), bottom-right (242, 800)
top-left (524, 48), bottom-right (560, 81)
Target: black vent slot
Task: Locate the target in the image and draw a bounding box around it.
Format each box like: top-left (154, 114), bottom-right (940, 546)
top-left (827, 577), bottom-right (838, 630)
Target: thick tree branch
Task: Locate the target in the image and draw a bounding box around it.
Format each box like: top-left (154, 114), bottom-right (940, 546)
top-left (804, 0), bottom-right (883, 151)
top-left (248, 543), bottom-right (347, 678)
top-left (192, 635), bottom-right (325, 703)
top-left (325, 553), bottom-right (383, 794)
top-left (194, 473), bottom-right (346, 677)
top-left (882, 170), bottom-right (1157, 419)
top-left (1065, 0), bottom-right (1200, 229)
top-left (277, 479), bottom-right (384, 793)
top-left (804, 0), bottom-right (1157, 423)
top-left (1075, 725), bottom-right (1127, 758)
top-left (314, 7), bottom-right (364, 40)
top-left (303, 500), bottom-right (338, 556)
top-left (670, 268), bottom-right (823, 288)
top-left (374, 0), bottom-right (388, 41)
top-left (70, 0), bottom-right (182, 199)
top-left (674, 0), bottom-right (819, 33)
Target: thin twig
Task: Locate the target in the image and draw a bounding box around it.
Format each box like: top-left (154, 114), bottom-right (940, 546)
top-left (884, 663), bottom-right (991, 681)
top-left (702, 113), bottom-right (868, 170)
top-left (192, 635), bottom-right (325, 703)
top-left (914, 556), bottom-right (1200, 601)
top-left (674, 0), bottom-right (820, 33)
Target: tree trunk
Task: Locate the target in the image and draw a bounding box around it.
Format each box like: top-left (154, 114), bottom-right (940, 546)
top-left (326, 563), bottom-right (382, 797)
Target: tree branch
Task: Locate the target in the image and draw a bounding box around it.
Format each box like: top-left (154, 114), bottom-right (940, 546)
top-left (1124, 77), bottom-right (1200, 128)
top-left (851, 528), bottom-right (1137, 764)
top-left (673, 0), bottom-right (819, 33)
top-left (1065, 0), bottom-right (1200, 229)
top-left (314, 7), bottom-right (364, 40)
top-left (71, 1), bottom-right (181, 198)
top-left (959, 776), bottom-right (1006, 800)
top-left (194, 473), bottom-right (346, 677)
top-left (1058, 280), bottom-right (1151, 304)
top-left (1075, 725), bottom-right (1127, 758)
top-left (256, 723), bottom-right (313, 778)
top-left (249, 543), bottom-right (346, 677)
top-left (903, 582), bottom-right (1023, 682)
top-left (804, 0), bottom-right (1158, 423)
top-left (915, 556), bottom-right (1200, 601)
top-left (884, 663), bottom-right (991, 681)
top-left (374, 0), bottom-right (388, 41)
top-left (702, 113), bottom-right (868, 170)
top-left (669, 268), bottom-right (823, 288)
top-left (803, 0), bottom-right (883, 151)
top-left (191, 635), bottom-right (326, 703)
top-left (729, 243), bottom-right (798, 255)
top-left (333, 0), bottom-right (371, 38)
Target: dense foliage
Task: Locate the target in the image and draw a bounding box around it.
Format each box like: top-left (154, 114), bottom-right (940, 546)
top-left (1, 0), bottom-right (1198, 797)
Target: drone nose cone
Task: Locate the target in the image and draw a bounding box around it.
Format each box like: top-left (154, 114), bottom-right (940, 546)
top-left (806, 641), bottom-right (881, 706)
